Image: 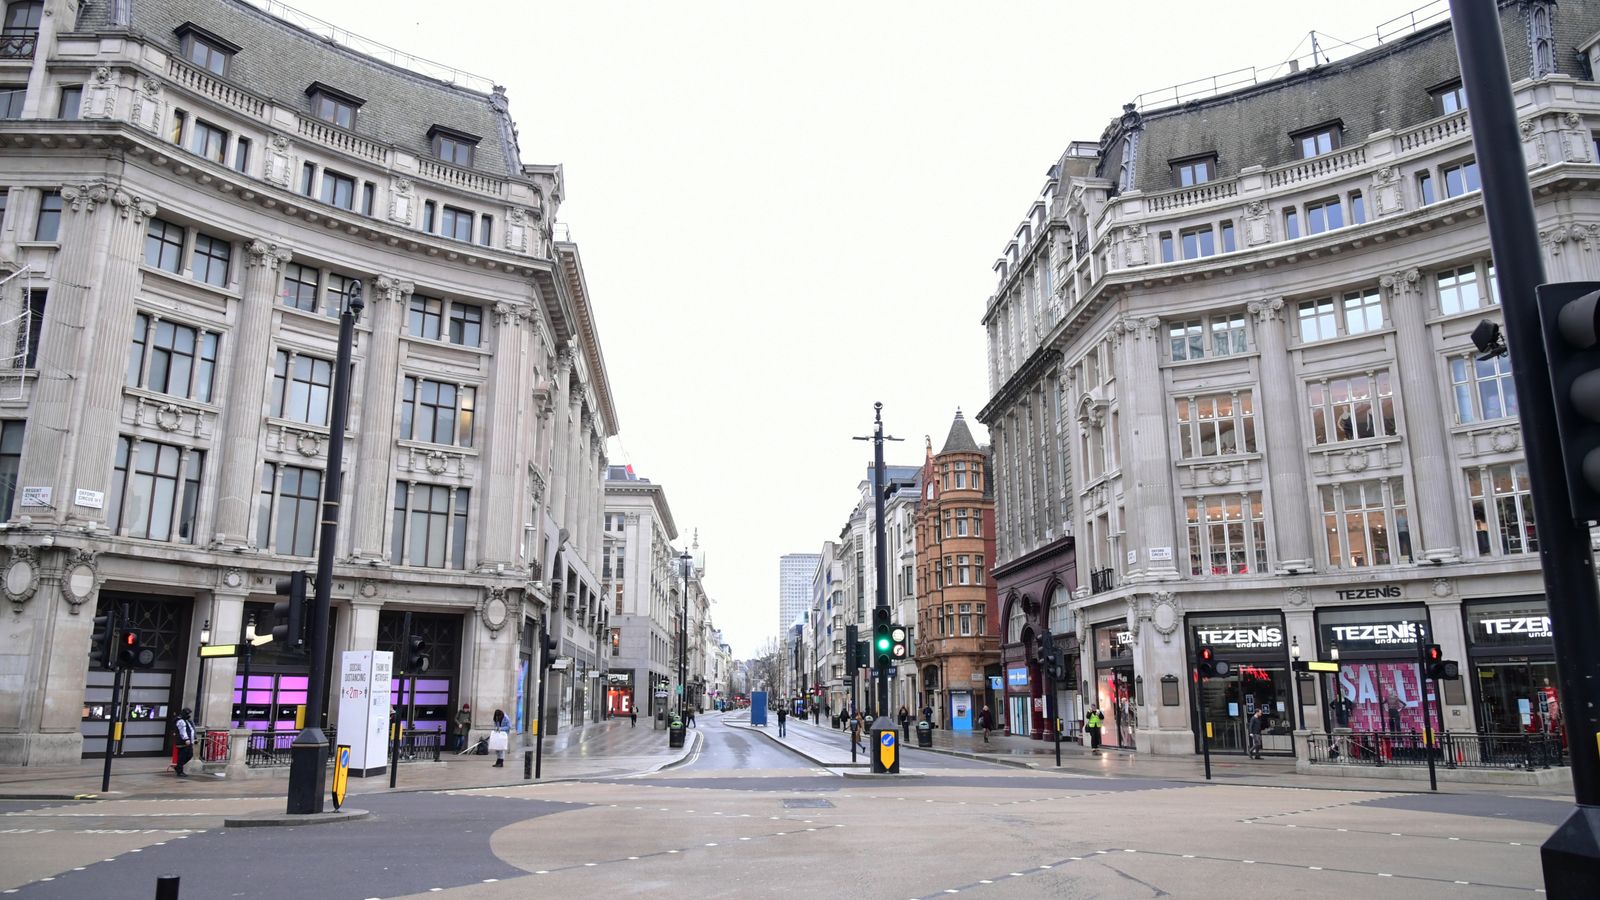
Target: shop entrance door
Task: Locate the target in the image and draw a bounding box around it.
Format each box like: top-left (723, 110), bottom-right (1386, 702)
top-left (1193, 666), bottom-right (1290, 754)
top-left (1099, 668), bottom-right (1137, 748)
top-left (1474, 657), bottom-right (1561, 735)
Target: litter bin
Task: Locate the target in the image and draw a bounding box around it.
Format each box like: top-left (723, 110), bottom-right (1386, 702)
top-left (668, 718), bottom-right (686, 748)
top-left (915, 720), bottom-right (933, 748)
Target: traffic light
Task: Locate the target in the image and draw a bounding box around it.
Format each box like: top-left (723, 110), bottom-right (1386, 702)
top-left (1196, 645), bottom-right (1231, 678)
top-left (1536, 282), bottom-right (1600, 521)
top-left (890, 623), bottom-right (908, 662)
top-left (118, 630), bottom-right (155, 669)
top-left (1422, 643), bottom-right (1461, 680)
top-left (89, 608), bottom-right (118, 668)
top-left (872, 607), bottom-right (892, 665)
top-left (540, 629), bottom-right (558, 669)
top-left (406, 635), bottom-right (432, 674)
top-left (844, 625), bottom-right (858, 671)
top-left (271, 570), bottom-right (308, 649)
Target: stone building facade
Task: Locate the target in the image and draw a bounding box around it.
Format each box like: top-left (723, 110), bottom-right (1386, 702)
top-left (980, 0), bottom-right (1599, 755)
top-left (914, 412), bottom-right (1000, 731)
top-left (0, 0), bottom-right (618, 764)
top-left (602, 466), bottom-right (678, 721)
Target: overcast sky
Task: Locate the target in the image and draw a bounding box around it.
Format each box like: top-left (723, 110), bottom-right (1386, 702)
top-left (296, 0), bottom-right (1446, 657)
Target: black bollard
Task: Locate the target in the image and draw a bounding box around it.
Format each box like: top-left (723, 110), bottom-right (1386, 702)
top-left (155, 874), bottom-right (180, 899)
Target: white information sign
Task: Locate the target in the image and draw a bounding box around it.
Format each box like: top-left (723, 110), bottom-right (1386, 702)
top-left (1149, 546), bottom-right (1174, 561)
top-left (336, 650), bottom-right (394, 776)
top-left (74, 488), bottom-right (105, 509)
top-left (19, 486), bottom-right (50, 507)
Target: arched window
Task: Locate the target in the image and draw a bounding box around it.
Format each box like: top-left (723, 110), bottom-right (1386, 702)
top-left (1006, 598), bottom-right (1027, 644)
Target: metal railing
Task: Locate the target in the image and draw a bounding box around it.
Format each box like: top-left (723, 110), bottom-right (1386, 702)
top-left (1089, 568), bottom-right (1116, 594)
top-left (244, 727), bottom-right (337, 767)
top-left (0, 28), bottom-right (36, 60)
top-left (396, 730), bottom-right (444, 762)
top-left (1307, 730), bottom-right (1566, 770)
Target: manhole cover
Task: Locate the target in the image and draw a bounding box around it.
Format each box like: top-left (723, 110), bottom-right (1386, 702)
top-left (782, 798), bottom-right (834, 809)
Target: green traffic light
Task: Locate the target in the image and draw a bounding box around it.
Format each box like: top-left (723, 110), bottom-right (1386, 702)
top-left (877, 638), bottom-right (890, 650)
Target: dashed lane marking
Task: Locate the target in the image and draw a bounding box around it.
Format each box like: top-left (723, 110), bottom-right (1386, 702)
top-left (1242, 816), bottom-right (1544, 848)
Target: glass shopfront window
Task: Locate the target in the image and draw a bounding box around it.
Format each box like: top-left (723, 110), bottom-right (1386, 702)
top-left (1465, 597), bottom-right (1561, 738)
top-left (1188, 612), bottom-right (1291, 754)
top-left (1093, 623), bottom-right (1137, 748)
top-left (1317, 604), bottom-right (1430, 733)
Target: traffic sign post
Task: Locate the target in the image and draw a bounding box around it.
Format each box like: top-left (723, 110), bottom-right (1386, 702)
top-left (331, 744), bottom-right (350, 810)
top-left (872, 722), bottom-right (900, 774)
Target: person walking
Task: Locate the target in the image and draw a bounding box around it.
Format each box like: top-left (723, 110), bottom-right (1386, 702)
top-left (686, 707), bottom-right (697, 729)
top-left (1086, 705), bottom-right (1104, 753)
top-left (629, 705), bottom-right (638, 728)
top-left (851, 710), bottom-right (865, 753)
top-left (922, 703), bottom-right (935, 728)
top-left (171, 708), bottom-right (196, 778)
top-left (897, 705), bottom-right (911, 742)
top-left (812, 703), bottom-right (820, 725)
top-left (776, 704), bottom-right (788, 737)
top-left (453, 703), bottom-right (472, 752)
top-left (489, 709), bottom-right (510, 767)
top-left (978, 705), bottom-right (992, 744)
top-left (1247, 707), bottom-right (1268, 759)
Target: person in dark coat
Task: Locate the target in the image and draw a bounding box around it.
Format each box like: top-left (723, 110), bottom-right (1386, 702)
top-left (1247, 707), bottom-right (1267, 759)
top-left (978, 705), bottom-right (993, 743)
top-left (776, 704), bottom-right (788, 737)
top-left (897, 705), bottom-right (911, 742)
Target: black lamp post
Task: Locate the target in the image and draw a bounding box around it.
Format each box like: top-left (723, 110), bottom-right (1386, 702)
top-left (1290, 636), bottom-right (1305, 732)
top-left (194, 618), bottom-right (211, 728)
top-left (679, 549), bottom-right (691, 717)
top-left (286, 278), bottom-right (363, 815)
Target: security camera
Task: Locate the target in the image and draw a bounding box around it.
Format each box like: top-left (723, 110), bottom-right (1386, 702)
top-left (1471, 319), bottom-right (1507, 361)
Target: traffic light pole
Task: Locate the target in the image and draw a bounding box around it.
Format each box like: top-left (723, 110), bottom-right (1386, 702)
top-left (1414, 629), bottom-right (1437, 793)
top-left (100, 661), bottom-right (122, 793)
top-left (534, 621), bottom-right (551, 780)
top-left (857, 403), bottom-right (902, 773)
top-left (287, 280), bottom-right (362, 816)
top-left (1449, 3), bottom-right (1600, 890)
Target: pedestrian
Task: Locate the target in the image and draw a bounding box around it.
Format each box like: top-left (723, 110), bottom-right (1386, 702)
top-left (171, 707), bottom-right (196, 778)
top-left (629, 706), bottom-right (638, 728)
top-left (851, 711), bottom-right (865, 752)
top-left (777, 704), bottom-right (788, 737)
top-left (687, 707), bottom-right (697, 728)
top-left (1086, 705), bottom-right (1103, 752)
top-left (897, 705), bottom-right (910, 742)
top-left (922, 703), bottom-right (934, 728)
top-left (1248, 707), bottom-right (1267, 759)
top-left (978, 704), bottom-right (992, 744)
top-left (812, 703), bottom-right (820, 725)
top-left (489, 709), bottom-right (510, 767)
top-left (454, 703), bottom-right (472, 752)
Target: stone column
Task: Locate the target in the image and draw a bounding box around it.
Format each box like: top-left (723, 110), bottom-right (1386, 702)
top-left (212, 240), bottom-right (291, 548)
top-left (347, 598), bottom-right (382, 652)
top-left (203, 580), bottom-right (248, 731)
top-left (349, 277), bottom-right (411, 562)
top-left (546, 349), bottom-right (574, 543)
top-left (1424, 593), bottom-right (1471, 731)
top-left (16, 183), bottom-right (153, 527)
top-left (1282, 607), bottom-right (1318, 732)
top-left (1248, 298), bottom-right (1314, 572)
top-left (1115, 315), bottom-right (1179, 579)
top-left (475, 303), bottom-right (524, 567)
top-left (1383, 268), bottom-right (1460, 562)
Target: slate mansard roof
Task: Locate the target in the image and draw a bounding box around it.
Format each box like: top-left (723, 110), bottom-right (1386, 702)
top-left (1098, 0), bottom-right (1600, 193)
top-left (74, 0), bottom-right (521, 178)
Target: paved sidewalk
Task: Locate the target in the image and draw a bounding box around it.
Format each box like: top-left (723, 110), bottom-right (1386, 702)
top-left (0, 718), bottom-right (697, 800)
top-left (757, 714), bottom-right (1575, 796)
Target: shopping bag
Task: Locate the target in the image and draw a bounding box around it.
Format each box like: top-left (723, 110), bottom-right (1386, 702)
top-left (487, 730), bottom-right (508, 752)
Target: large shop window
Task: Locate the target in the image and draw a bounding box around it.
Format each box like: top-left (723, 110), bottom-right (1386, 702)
top-left (1449, 351), bottom-right (1517, 424)
top-left (1307, 371), bottom-right (1396, 444)
top-left (1320, 479), bottom-right (1412, 568)
top-left (391, 482), bottom-right (470, 569)
top-left (1188, 612), bottom-right (1289, 754)
top-left (1464, 598), bottom-right (1560, 737)
top-left (1468, 462), bottom-right (1537, 557)
top-left (1184, 492), bottom-right (1267, 575)
top-left (107, 436), bottom-right (204, 543)
top-left (1174, 391), bottom-right (1256, 459)
top-left (125, 314), bottom-right (220, 403)
top-left (1317, 605), bottom-right (1430, 733)
top-left (400, 376), bottom-right (476, 448)
top-left (256, 462), bottom-right (322, 556)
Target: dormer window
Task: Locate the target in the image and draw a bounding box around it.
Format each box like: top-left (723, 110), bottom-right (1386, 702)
top-left (306, 82), bottom-right (363, 129)
top-left (174, 23), bottom-right (239, 77)
top-left (428, 125), bottom-right (479, 167)
top-left (1292, 122), bottom-right (1343, 159)
top-left (1171, 154), bottom-right (1216, 187)
top-left (1431, 81), bottom-right (1467, 115)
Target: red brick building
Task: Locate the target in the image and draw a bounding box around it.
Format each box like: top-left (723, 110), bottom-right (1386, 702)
top-left (914, 411), bottom-right (1000, 731)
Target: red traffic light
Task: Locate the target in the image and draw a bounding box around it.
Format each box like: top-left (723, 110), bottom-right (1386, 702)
top-left (124, 632), bottom-right (136, 645)
top-left (1424, 643), bottom-right (1443, 663)
top-left (1199, 646), bottom-right (1214, 662)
